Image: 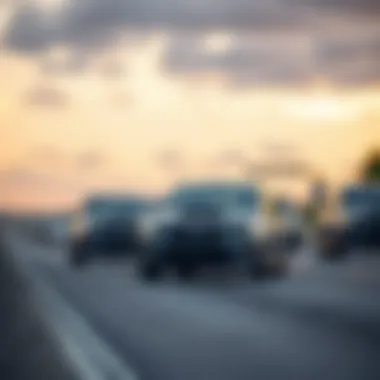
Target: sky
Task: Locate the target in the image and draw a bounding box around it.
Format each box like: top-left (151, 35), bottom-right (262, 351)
top-left (0, 0), bottom-right (380, 211)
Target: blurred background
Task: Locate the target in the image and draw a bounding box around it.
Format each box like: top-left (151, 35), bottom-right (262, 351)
top-left (0, 0), bottom-right (379, 213)
top-left (0, 1), bottom-right (380, 380)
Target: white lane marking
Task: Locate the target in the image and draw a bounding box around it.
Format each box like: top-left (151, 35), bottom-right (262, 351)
top-left (4, 229), bottom-right (66, 265)
top-left (31, 273), bottom-right (138, 380)
top-left (5, 231), bottom-right (138, 380)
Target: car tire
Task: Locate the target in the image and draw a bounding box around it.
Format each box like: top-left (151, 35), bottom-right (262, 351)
top-left (70, 253), bottom-right (85, 268)
top-left (69, 240), bottom-right (90, 268)
top-left (240, 245), bottom-right (269, 280)
top-left (138, 252), bottom-right (166, 282)
top-left (247, 258), bottom-right (268, 280)
top-left (268, 259), bottom-right (288, 278)
top-left (320, 237), bottom-right (349, 261)
top-left (248, 242), bottom-right (288, 280)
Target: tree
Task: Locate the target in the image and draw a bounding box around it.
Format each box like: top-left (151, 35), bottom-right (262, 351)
top-left (360, 149), bottom-right (380, 183)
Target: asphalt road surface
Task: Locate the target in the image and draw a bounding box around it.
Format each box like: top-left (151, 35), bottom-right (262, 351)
top-left (7, 233), bottom-right (380, 380)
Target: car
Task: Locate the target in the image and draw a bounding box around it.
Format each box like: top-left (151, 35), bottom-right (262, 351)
top-left (271, 198), bottom-right (305, 253)
top-left (317, 184), bottom-right (380, 259)
top-left (69, 195), bottom-right (149, 267)
top-left (136, 180), bottom-right (292, 281)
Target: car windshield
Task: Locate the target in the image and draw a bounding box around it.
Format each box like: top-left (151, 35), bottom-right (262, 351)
top-left (168, 183), bottom-right (259, 209)
top-left (341, 187), bottom-right (380, 212)
top-left (86, 198), bottom-right (145, 219)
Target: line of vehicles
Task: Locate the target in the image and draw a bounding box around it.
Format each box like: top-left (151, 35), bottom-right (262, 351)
top-left (68, 180), bottom-right (380, 281)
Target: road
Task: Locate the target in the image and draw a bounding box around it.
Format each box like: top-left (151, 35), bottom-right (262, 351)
top-left (7, 233), bottom-right (380, 380)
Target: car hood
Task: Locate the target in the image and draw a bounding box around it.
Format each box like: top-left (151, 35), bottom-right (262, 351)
top-left (178, 204), bottom-right (256, 227)
top-left (91, 215), bottom-right (136, 229)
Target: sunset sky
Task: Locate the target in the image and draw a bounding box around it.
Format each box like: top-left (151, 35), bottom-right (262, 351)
top-left (1, 0), bottom-right (380, 211)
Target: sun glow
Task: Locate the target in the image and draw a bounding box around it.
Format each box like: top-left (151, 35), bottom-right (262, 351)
top-left (283, 95), bottom-right (362, 122)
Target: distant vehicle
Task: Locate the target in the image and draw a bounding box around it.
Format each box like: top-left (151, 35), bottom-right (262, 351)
top-left (69, 195), bottom-right (149, 267)
top-left (271, 199), bottom-right (305, 252)
top-left (318, 184), bottom-right (380, 259)
top-left (137, 180), bottom-right (294, 281)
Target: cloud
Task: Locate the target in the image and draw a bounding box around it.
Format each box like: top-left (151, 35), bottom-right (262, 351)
top-left (2, 4), bottom-right (56, 53)
top-left (99, 60), bottom-right (125, 79)
top-left (316, 31), bottom-right (380, 86)
top-left (2, 0), bottom-right (380, 87)
top-left (4, 0), bottom-right (369, 55)
top-left (291, 0), bottom-right (380, 16)
top-left (40, 51), bottom-right (89, 75)
top-left (24, 85), bottom-right (69, 107)
top-left (162, 25), bottom-right (380, 87)
top-left (162, 33), bottom-right (314, 86)
top-left (2, 1), bottom-right (306, 54)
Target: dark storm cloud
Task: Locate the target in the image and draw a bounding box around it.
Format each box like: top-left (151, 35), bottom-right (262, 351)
top-left (24, 86), bottom-right (69, 107)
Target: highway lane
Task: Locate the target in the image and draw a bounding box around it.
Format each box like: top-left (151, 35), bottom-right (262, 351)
top-left (8, 236), bottom-right (380, 380)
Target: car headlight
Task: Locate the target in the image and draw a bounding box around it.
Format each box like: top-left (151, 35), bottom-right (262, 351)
top-left (248, 214), bottom-right (271, 240)
top-left (70, 211), bottom-right (89, 237)
top-left (223, 211), bottom-right (270, 240)
top-left (138, 208), bottom-right (179, 241)
top-left (320, 206), bottom-right (347, 227)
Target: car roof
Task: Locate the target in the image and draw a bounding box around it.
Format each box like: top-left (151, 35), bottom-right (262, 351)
top-left (342, 184), bottom-right (380, 195)
top-left (174, 180), bottom-right (258, 191)
top-left (85, 194), bottom-right (149, 206)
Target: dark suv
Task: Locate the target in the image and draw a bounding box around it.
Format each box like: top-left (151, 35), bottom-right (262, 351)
top-left (318, 185), bottom-right (380, 259)
top-left (69, 195), bottom-right (148, 267)
top-left (137, 181), bottom-right (290, 281)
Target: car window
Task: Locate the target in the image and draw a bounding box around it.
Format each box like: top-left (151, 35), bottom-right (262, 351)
top-left (341, 187), bottom-right (380, 211)
top-left (169, 184), bottom-right (259, 209)
top-left (86, 199), bottom-right (145, 219)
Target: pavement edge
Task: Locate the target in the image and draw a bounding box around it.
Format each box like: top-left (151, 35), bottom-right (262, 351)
top-left (4, 230), bottom-right (138, 380)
